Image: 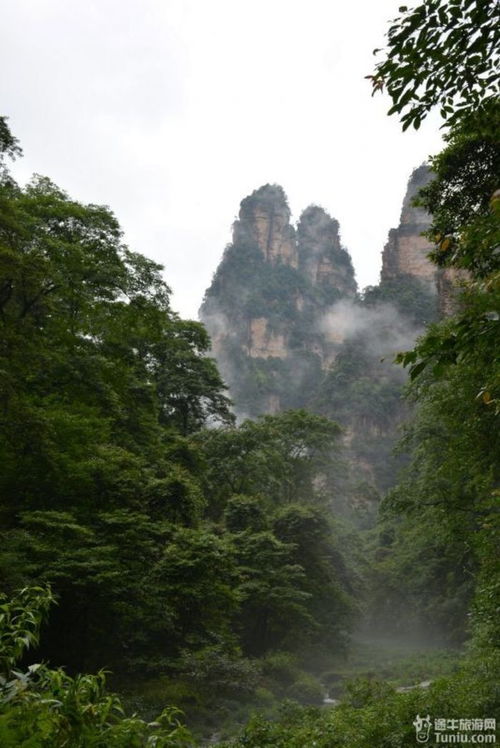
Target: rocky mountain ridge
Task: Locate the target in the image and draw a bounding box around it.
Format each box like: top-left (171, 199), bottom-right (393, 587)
top-left (381, 164), bottom-right (438, 289)
top-left (199, 167), bottom-right (460, 518)
top-left (200, 183), bottom-right (358, 399)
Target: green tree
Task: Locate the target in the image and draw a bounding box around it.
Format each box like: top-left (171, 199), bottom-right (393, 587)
top-left (197, 412), bottom-right (355, 659)
top-left (232, 529), bottom-right (313, 656)
top-left (368, 0), bottom-right (500, 130)
top-left (273, 504), bottom-right (354, 653)
top-left (0, 587), bottom-right (193, 747)
top-left (368, 0), bottom-right (500, 649)
top-left (0, 121), bottom-right (236, 677)
top-left (197, 410), bottom-right (342, 517)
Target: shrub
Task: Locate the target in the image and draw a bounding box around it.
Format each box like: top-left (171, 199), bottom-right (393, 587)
top-left (0, 587), bottom-right (193, 747)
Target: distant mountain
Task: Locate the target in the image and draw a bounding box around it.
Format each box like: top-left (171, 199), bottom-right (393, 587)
top-left (200, 168), bottom-right (461, 523)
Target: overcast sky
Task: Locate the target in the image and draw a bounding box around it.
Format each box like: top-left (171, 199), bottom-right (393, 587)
top-left (2, 0), bottom-right (444, 319)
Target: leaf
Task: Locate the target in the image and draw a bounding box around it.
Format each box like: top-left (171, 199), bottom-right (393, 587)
top-left (409, 360), bottom-right (428, 380)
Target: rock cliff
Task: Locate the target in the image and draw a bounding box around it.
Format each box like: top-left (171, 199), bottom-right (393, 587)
top-left (297, 205), bottom-right (357, 296)
top-left (235, 184), bottom-right (298, 267)
top-left (381, 164), bottom-right (464, 313)
top-left (199, 172), bottom-right (463, 522)
top-left (200, 184), bottom-right (357, 401)
top-left (381, 164), bottom-right (437, 289)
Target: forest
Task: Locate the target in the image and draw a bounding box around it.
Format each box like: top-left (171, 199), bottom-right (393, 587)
top-left (0, 0), bottom-right (499, 746)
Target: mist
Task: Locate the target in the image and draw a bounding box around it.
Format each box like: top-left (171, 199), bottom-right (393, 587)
top-left (319, 297), bottom-right (424, 366)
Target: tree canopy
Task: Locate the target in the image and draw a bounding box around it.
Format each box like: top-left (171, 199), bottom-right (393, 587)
top-left (0, 118), bottom-right (358, 741)
top-left (368, 0), bottom-right (500, 130)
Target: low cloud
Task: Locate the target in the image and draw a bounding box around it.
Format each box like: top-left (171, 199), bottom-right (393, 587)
top-left (319, 298), bottom-right (423, 363)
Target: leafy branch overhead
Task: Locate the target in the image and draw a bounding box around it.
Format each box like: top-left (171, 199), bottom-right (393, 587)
top-left (367, 0), bottom-right (500, 130)
top-left (367, 0), bottom-right (500, 413)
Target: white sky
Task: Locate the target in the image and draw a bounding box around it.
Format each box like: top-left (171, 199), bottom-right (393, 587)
top-left (1, 0), bottom-right (444, 320)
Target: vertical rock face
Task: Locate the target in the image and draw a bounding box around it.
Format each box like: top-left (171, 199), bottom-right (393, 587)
top-left (200, 184), bottom-right (357, 396)
top-left (200, 183), bottom-right (405, 517)
top-left (199, 170), bottom-right (465, 518)
top-left (380, 165), bottom-right (465, 313)
top-left (381, 165), bottom-right (437, 290)
top-left (234, 184), bottom-right (298, 267)
top-left (437, 267), bottom-right (468, 316)
top-left (246, 317), bottom-right (288, 358)
top-left (297, 206), bottom-right (357, 297)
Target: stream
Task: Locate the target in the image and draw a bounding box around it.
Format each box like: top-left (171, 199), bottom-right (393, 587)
top-left (322, 677), bottom-right (432, 705)
top-left (323, 680), bottom-right (432, 706)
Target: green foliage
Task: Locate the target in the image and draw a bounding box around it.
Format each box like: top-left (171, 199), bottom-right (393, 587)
top-left (205, 240), bottom-right (310, 327)
top-left (273, 504), bottom-right (354, 651)
top-left (260, 651), bottom-right (300, 688)
top-left (396, 103), bottom-right (500, 409)
top-left (369, 0), bottom-right (500, 130)
top-left (369, 0), bottom-right (500, 656)
top-left (0, 117), bottom-right (22, 168)
top-left (375, 349), bottom-right (499, 644)
top-left (197, 410), bottom-right (342, 515)
top-left (368, 512), bottom-right (476, 643)
top-left (0, 171), bottom-right (232, 447)
top-left (312, 336), bottom-right (408, 498)
top-left (151, 527), bottom-right (239, 655)
top-left (219, 652), bottom-right (500, 747)
top-left (0, 587), bottom-right (193, 747)
top-left (177, 646), bottom-right (259, 699)
top-left (395, 198), bottom-right (499, 410)
top-left (327, 639), bottom-right (461, 687)
top-left (343, 676), bottom-right (394, 708)
top-left (245, 264), bottom-right (308, 323)
top-left (232, 529), bottom-right (313, 656)
top-left (0, 587), bottom-right (53, 677)
top-left (0, 123), bottom-right (362, 742)
top-left (285, 673), bottom-right (324, 705)
top-left (371, 178), bottom-right (498, 641)
top-left (0, 133), bottom-right (238, 676)
top-left (417, 103), bottom-right (500, 248)
top-left (363, 274), bottom-right (438, 326)
top-left (193, 412), bottom-right (356, 660)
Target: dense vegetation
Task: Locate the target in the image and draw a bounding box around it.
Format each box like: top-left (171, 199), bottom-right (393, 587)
top-left (0, 119), bottom-right (359, 743)
top-left (220, 0), bottom-right (500, 742)
top-left (0, 587), bottom-right (193, 746)
top-left (1, 0), bottom-right (498, 745)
